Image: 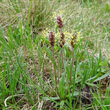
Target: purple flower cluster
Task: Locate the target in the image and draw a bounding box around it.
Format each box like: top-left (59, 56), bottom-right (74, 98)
top-left (49, 32), bottom-right (55, 47)
top-left (57, 16), bottom-right (65, 48)
top-left (71, 33), bottom-right (77, 48)
top-left (57, 16), bottom-right (64, 28)
top-left (60, 33), bottom-right (65, 48)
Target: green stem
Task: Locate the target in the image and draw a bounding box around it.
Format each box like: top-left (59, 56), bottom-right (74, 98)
top-left (61, 48), bottom-right (64, 70)
top-left (70, 47), bottom-right (74, 87)
top-left (52, 46), bottom-right (58, 92)
top-left (57, 47), bottom-right (63, 83)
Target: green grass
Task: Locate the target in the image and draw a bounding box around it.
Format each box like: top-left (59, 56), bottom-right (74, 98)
top-left (0, 0), bottom-right (110, 110)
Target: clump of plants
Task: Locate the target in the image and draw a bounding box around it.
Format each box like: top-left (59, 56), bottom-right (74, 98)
top-left (41, 16), bottom-right (110, 109)
top-left (43, 16), bottom-right (81, 108)
top-left (49, 16), bottom-right (78, 89)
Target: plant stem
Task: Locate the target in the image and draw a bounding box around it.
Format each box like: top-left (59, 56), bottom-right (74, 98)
top-left (58, 47), bottom-right (63, 83)
top-left (70, 47), bottom-right (74, 87)
top-left (52, 46), bottom-right (58, 89)
top-left (61, 48), bottom-right (64, 69)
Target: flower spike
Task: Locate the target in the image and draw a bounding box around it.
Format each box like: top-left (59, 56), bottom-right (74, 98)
top-left (49, 32), bottom-right (55, 47)
top-left (57, 16), bottom-right (64, 28)
top-left (71, 33), bottom-right (77, 48)
top-left (60, 32), bottom-right (65, 48)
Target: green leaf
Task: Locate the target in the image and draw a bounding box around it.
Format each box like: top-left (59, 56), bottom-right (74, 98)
top-left (43, 96), bottom-right (60, 101)
top-left (66, 91), bottom-right (79, 98)
top-left (60, 100), bottom-right (64, 109)
top-left (93, 72), bottom-right (110, 82)
top-left (86, 82), bottom-right (98, 87)
top-left (58, 71), bottom-right (66, 99)
top-left (105, 3), bottom-right (110, 12)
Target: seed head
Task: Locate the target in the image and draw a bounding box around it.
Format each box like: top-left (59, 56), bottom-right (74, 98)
top-left (49, 32), bottom-right (55, 47)
top-left (57, 16), bottom-right (64, 28)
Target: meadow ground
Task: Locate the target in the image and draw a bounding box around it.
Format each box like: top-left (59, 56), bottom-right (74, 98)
top-left (0, 0), bottom-right (110, 110)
